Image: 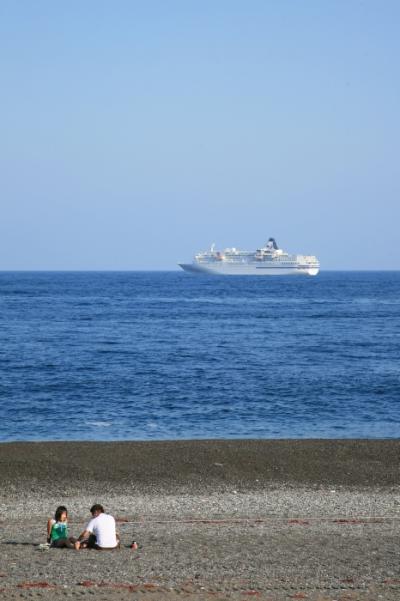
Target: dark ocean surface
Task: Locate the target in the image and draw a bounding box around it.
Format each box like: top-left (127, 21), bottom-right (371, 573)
top-left (0, 271), bottom-right (399, 441)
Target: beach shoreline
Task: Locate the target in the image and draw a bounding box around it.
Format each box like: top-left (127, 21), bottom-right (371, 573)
top-left (1, 438), bottom-right (399, 491)
top-left (1, 440), bottom-right (399, 600)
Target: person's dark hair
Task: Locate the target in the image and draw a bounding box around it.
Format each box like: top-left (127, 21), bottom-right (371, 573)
top-left (90, 504), bottom-right (104, 515)
top-left (54, 506), bottom-right (68, 522)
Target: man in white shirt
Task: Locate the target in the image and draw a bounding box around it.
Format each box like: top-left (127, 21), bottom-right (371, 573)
top-left (77, 504), bottom-right (119, 550)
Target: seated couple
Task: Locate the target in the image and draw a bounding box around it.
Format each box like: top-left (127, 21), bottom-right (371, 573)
top-left (47, 504), bottom-right (120, 550)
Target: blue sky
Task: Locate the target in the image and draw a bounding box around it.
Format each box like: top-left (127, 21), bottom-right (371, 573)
top-left (1, 1), bottom-right (399, 269)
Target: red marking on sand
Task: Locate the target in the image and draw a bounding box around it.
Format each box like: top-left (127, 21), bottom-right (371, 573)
top-left (288, 519), bottom-right (310, 526)
top-left (143, 583), bottom-right (160, 590)
top-left (384, 578), bottom-right (400, 584)
top-left (241, 591), bottom-right (261, 596)
top-left (79, 580), bottom-right (96, 587)
top-left (103, 583), bottom-right (139, 591)
top-left (17, 582), bottom-right (56, 589)
top-left (333, 518), bottom-right (385, 525)
top-left (78, 581), bottom-right (140, 591)
top-left (333, 519), bottom-right (366, 525)
top-left (289, 594), bottom-right (307, 599)
top-left (138, 518), bottom-right (258, 525)
top-left (183, 519), bottom-right (246, 525)
top-left (115, 517), bottom-right (129, 523)
top-left (340, 578), bottom-right (355, 583)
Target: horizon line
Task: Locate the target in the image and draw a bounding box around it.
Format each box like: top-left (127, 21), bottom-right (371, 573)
top-left (1, 269), bottom-right (400, 273)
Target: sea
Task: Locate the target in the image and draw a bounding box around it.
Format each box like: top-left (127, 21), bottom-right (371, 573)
top-left (0, 271), bottom-right (399, 441)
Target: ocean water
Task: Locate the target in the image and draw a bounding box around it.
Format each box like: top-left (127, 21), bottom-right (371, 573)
top-left (0, 271), bottom-right (399, 441)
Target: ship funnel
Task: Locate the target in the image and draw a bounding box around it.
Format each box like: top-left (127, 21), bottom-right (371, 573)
top-left (267, 237), bottom-right (279, 250)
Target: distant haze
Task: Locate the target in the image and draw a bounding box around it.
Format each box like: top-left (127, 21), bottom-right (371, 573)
top-left (1, 1), bottom-right (399, 270)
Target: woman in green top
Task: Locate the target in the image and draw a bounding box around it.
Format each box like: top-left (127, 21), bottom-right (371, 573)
top-left (47, 506), bottom-right (78, 549)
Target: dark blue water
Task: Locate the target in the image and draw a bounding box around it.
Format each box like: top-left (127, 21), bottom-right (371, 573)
top-left (0, 271), bottom-right (399, 441)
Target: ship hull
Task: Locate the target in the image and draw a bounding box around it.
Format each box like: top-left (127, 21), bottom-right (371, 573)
top-left (179, 263), bottom-right (319, 276)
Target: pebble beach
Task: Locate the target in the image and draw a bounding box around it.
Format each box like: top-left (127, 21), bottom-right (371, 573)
top-left (0, 440), bottom-right (399, 600)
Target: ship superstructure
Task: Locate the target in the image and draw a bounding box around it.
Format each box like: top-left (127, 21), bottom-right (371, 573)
top-left (179, 238), bottom-right (319, 276)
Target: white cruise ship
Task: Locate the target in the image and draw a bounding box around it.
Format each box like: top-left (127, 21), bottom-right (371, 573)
top-left (179, 238), bottom-right (320, 276)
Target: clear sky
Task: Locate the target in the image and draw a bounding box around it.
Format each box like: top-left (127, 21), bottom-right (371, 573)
top-left (1, 1), bottom-right (399, 270)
